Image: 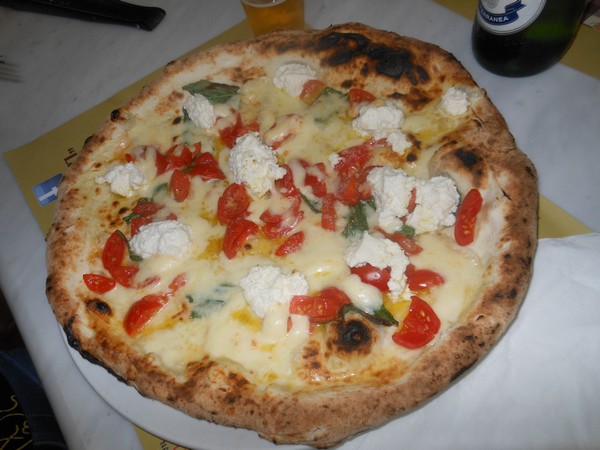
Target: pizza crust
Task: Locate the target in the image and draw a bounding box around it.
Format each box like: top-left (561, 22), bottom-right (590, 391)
top-left (46, 23), bottom-right (537, 448)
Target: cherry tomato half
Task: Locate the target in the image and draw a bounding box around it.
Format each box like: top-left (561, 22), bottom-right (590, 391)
top-left (348, 88), bottom-right (376, 109)
top-left (217, 183), bottom-right (251, 224)
top-left (290, 287), bottom-right (351, 323)
top-left (321, 193), bottom-right (337, 231)
top-left (169, 169), bottom-right (191, 203)
top-left (275, 231), bottom-right (305, 257)
top-left (83, 273), bottom-right (116, 294)
top-left (455, 188), bottom-right (483, 246)
top-left (392, 296), bottom-right (440, 349)
top-left (350, 263), bottom-right (391, 292)
top-left (300, 79), bottom-right (326, 104)
top-left (186, 152), bottom-right (225, 181)
top-left (405, 264), bottom-right (445, 291)
top-left (101, 231), bottom-right (127, 271)
top-left (223, 218), bottom-right (259, 259)
top-left (123, 293), bottom-right (170, 336)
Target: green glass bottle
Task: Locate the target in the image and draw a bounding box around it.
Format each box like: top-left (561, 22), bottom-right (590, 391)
top-left (472, 0), bottom-right (589, 77)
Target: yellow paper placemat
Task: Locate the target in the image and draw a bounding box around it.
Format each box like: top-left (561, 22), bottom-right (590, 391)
top-left (3, 15), bottom-right (592, 450)
top-left (434, 0), bottom-right (600, 80)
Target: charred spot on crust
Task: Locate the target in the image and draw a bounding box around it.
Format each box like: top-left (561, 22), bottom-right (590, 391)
top-left (330, 319), bottom-right (373, 354)
top-left (172, 116), bottom-right (182, 125)
top-left (110, 108), bottom-right (128, 123)
top-left (454, 148), bottom-right (480, 170)
top-left (86, 299), bottom-right (112, 316)
top-left (63, 318), bottom-right (81, 350)
top-left (341, 79), bottom-right (353, 89)
top-left (450, 362), bottom-right (475, 382)
top-left (317, 32), bottom-right (429, 85)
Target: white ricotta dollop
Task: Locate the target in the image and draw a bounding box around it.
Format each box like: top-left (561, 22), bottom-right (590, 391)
top-left (386, 130), bottom-right (412, 155)
top-left (129, 220), bottom-right (191, 259)
top-left (272, 62), bottom-right (317, 97)
top-left (344, 231), bottom-right (410, 298)
top-left (239, 265), bottom-right (309, 318)
top-left (406, 176), bottom-right (460, 234)
top-left (95, 162), bottom-right (147, 197)
top-left (441, 87), bottom-right (469, 116)
top-left (183, 93), bottom-right (217, 129)
top-left (352, 101), bottom-right (405, 140)
top-left (229, 132), bottom-right (287, 197)
top-left (367, 166), bottom-right (416, 233)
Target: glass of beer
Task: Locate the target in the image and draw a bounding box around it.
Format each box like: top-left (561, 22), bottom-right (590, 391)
top-left (241, 0), bottom-right (305, 35)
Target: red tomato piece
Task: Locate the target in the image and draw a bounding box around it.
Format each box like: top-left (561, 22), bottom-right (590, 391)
top-left (123, 293), bottom-right (170, 336)
top-left (168, 273), bottom-right (187, 292)
top-left (169, 169), bottom-right (191, 202)
top-left (274, 165), bottom-right (299, 198)
top-left (218, 111), bottom-right (259, 149)
top-left (392, 296), bottom-right (441, 349)
top-left (405, 264), bottom-right (445, 291)
top-left (348, 88), bottom-right (376, 108)
top-left (300, 79), bottom-right (326, 104)
top-left (83, 273), bottom-right (116, 294)
top-left (455, 188), bottom-right (483, 246)
top-left (381, 231), bottom-right (423, 255)
top-left (164, 144), bottom-right (194, 171)
top-left (101, 231), bottom-right (127, 271)
top-left (261, 209), bottom-right (304, 239)
top-left (289, 287), bottom-right (351, 323)
top-left (332, 144), bottom-right (372, 174)
top-left (350, 263), bottom-right (391, 292)
top-left (217, 183), bottom-right (251, 224)
top-left (321, 193), bottom-right (337, 231)
top-left (407, 188), bottom-right (417, 214)
top-left (130, 216), bottom-right (152, 237)
top-left (132, 200), bottom-right (163, 217)
top-left (186, 152), bottom-right (225, 181)
top-left (109, 265), bottom-right (139, 288)
top-left (304, 162), bottom-right (328, 198)
top-left (275, 231), bottom-right (305, 256)
top-left (333, 145), bottom-right (373, 205)
top-left (154, 151), bottom-right (168, 176)
top-left (223, 218), bottom-right (259, 259)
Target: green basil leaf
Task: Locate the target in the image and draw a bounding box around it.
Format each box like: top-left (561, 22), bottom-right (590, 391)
top-left (372, 305), bottom-right (399, 326)
top-left (183, 80), bottom-right (239, 104)
top-left (340, 303), bottom-right (398, 327)
top-left (399, 224), bottom-right (416, 239)
top-left (310, 87), bottom-right (348, 124)
top-left (188, 284), bottom-right (232, 319)
top-left (342, 201), bottom-right (369, 239)
top-left (151, 183), bottom-right (168, 199)
top-left (122, 212), bottom-right (142, 224)
top-left (116, 229), bottom-right (143, 262)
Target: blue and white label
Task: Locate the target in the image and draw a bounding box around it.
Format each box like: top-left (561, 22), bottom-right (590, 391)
top-left (477, 0), bottom-right (546, 35)
top-left (33, 173), bottom-right (63, 206)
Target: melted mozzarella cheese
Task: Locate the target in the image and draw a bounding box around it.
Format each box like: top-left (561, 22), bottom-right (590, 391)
top-left (105, 67), bottom-right (484, 387)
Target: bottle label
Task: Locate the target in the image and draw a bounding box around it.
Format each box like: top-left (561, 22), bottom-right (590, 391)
top-left (477, 0), bottom-right (546, 35)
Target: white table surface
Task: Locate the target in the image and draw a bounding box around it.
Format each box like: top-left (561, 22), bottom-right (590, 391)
top-left (0, 1), bottom-right (598, 449)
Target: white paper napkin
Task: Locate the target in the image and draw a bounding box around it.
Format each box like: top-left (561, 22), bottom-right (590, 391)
top-left (345, 233), bottom-right (600, 450)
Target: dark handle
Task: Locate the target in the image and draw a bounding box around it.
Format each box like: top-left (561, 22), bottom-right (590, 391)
top-left (0, 0), bottom-right (166, 31)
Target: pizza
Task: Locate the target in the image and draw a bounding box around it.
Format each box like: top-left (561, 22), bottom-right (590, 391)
top-left (45, 23), bottom-right (537, 448)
